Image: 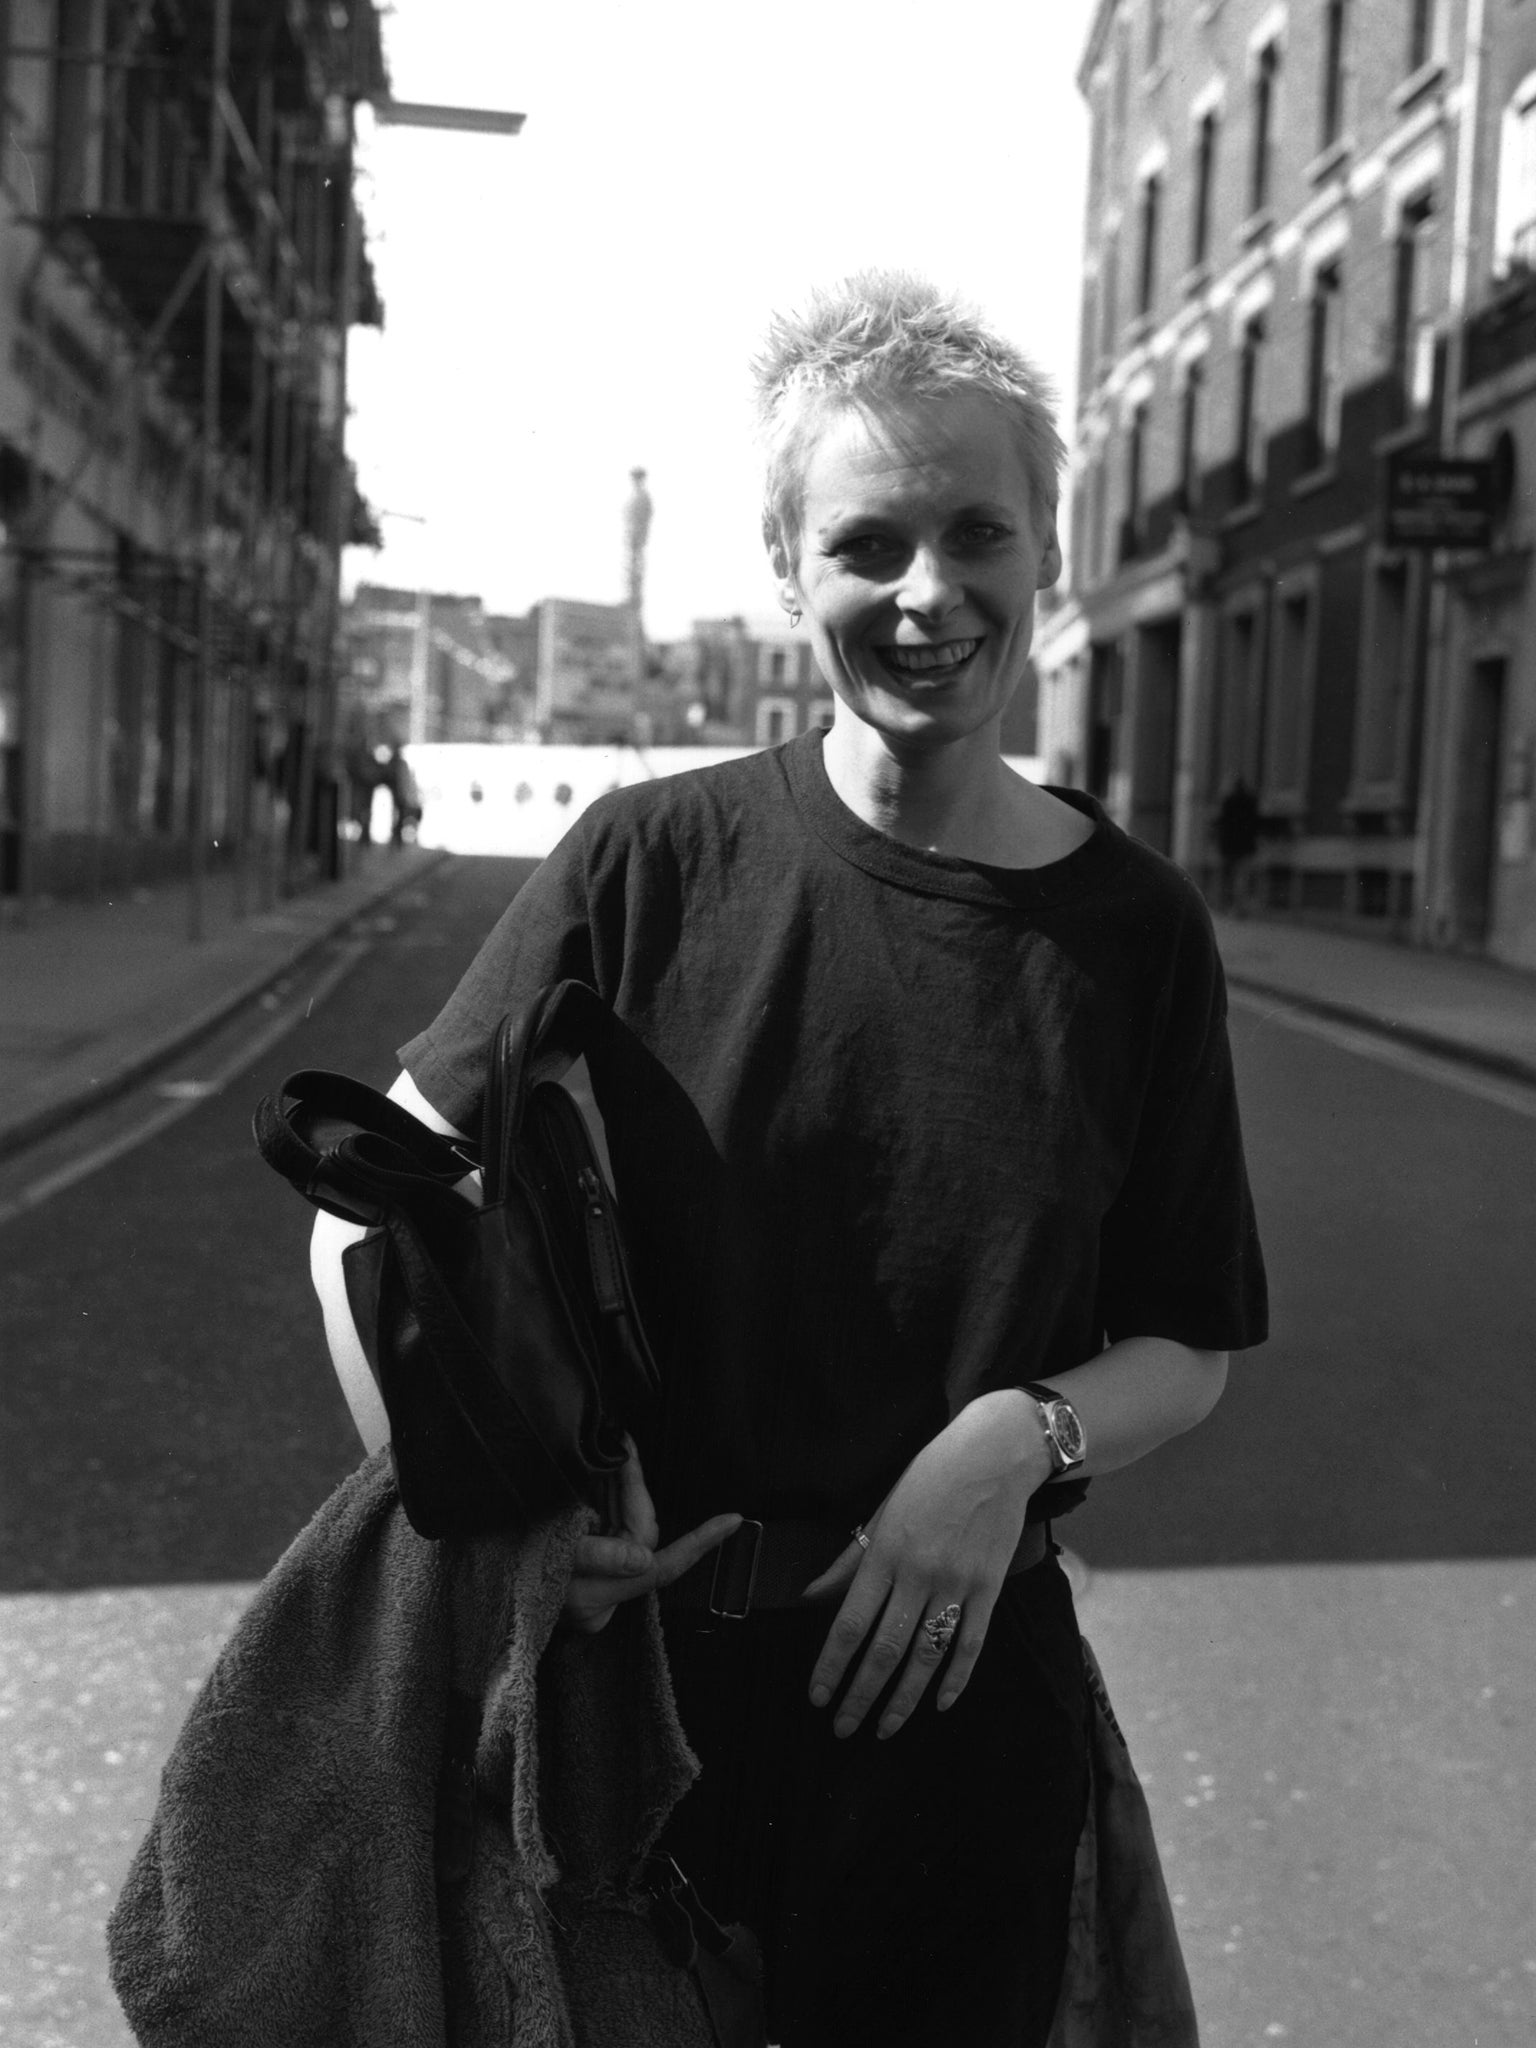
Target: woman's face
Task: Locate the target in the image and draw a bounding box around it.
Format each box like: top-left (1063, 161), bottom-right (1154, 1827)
top-left (776, 389), bottom-right (1061, 755)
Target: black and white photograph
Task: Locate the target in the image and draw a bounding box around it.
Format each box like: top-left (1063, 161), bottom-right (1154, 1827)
top-left (1, 2), bottom-right (1534, 2044)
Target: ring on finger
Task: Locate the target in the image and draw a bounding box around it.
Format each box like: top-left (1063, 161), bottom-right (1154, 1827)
top-left (921, 1601), bottom-right (963, 1656)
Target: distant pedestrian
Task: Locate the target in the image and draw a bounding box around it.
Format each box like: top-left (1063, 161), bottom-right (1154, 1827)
top-left (1214, 776), bottom-right (1260, 915)
top-left (383, 746), bottom-right (421, 847)
top-left (311, 271), bottom-right (1269, 2044)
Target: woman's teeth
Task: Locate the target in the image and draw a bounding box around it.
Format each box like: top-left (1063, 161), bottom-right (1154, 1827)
top-left (879, 638), bottom-right (980, 676)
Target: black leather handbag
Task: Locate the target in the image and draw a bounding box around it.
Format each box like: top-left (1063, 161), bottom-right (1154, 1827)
top-left (253, 979), bottom-right (661, 1540)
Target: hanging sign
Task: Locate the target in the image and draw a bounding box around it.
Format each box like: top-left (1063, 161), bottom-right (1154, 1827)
top-left (1384, 453), bottom-right (1495, 549)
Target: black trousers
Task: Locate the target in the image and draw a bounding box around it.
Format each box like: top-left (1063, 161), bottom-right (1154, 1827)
top-left (658, 1552), bottom-right (1089, 2048)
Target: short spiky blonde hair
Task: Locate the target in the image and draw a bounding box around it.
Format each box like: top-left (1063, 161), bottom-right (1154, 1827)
top-left (753, 270), bottom-right (1066, 562)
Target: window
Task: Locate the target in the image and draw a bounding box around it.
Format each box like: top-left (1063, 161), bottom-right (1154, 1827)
top-left (1126, 400), bottom-right (1148, 538)
top-left (755, 697), bottom-right (795, 747)
top-left (1320, 0), bottom-right (1349, 150)
top-left (1191, 109), bottom-right (1218, 268)
top-left (1407, 0), bottom-right (1435, 75)
top-left (1495, 73), bottom-right (1536, 275)
top-left (1236, 313), bottom-right (1266, 495)
top-left (1146, 0), bottom-right (1166, 70)
top-left (1305, 261), bottom-right (1343, 459)
top-left (1353, 558), bottom-right (1411, 795)
top-left (1099, 225), bottom-right (1121, 356)
top-left (1265, 582), bottom-right (1315, 807)
top-left (1112, 10), bottom-right (1132, 163)
top-left (51, 0), bottom-right (97, 214)
top-left (1179, 361), bottom-right (1203, 510)
top-left (1211, 602), bottom-right (1265, 799)
top-left (1137, 171), bottom-right (1162, 317)
top-left (1249, 41), bottom-right (1280, 215)
top-left (1392, 193), bottom-right (1435, 409)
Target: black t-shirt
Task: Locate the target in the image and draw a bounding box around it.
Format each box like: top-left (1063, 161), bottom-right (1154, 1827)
top-left (399, 732), bottom-right (1267, 1534)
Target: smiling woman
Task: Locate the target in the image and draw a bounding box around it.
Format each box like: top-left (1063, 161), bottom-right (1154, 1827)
top-left (309, 268), bottom-right (1268, 2047)
top-left (759, 279), bottom-right (1088, 868)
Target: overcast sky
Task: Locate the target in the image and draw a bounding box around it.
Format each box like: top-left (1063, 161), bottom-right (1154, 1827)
top-left (341, 0), bottom-right (1094, 642)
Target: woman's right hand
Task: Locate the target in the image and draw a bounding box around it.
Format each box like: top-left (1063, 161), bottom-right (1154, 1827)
top-left (564, 1438), bottom-right (742, 1635)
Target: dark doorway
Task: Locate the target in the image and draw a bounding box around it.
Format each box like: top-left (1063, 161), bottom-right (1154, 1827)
top-left (1131, 618), bottom-right (1182, 854)
top-left (1086, 640), bottom-right (1122, 801)
top-left (1452, 656), bottom-right (1505, 948)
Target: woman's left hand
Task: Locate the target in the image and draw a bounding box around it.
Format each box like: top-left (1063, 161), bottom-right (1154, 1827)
top-left (801, 1389), bottom-right (1052, 1740)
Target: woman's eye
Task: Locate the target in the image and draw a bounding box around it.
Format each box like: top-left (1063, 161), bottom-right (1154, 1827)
top-left (834, 534), bottom-right (894, 562)
top-left (958, 522), bottom-right (1009, 547)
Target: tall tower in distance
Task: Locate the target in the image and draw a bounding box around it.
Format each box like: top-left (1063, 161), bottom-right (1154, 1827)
top-left (624, 466), bottom-right (653, 625)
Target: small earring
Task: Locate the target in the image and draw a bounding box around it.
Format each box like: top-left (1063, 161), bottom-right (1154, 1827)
top-left (789, 608), bottom-right (802, 628)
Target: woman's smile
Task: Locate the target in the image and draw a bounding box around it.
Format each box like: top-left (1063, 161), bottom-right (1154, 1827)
top-left (877, 636), bottom-right (984, 682)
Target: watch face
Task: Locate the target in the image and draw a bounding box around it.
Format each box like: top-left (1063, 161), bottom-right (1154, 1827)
top-left (1047, 1402), bottom-right (1086, 1462)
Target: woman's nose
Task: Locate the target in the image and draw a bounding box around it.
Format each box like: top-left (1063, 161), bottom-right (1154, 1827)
top-left (898, 545), bottom-right (961, 619)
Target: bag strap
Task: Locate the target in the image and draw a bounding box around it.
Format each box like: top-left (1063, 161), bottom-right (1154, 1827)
top-left (480, 980), bottom-right (626, 1202)
top-left (253, 1068), bottom-right (474, 1226)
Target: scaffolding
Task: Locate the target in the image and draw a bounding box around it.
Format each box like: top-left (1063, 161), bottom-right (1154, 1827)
top-left (0, 0), bottom-right (387, 929)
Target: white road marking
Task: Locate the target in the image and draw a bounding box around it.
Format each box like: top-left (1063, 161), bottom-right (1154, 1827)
top-left (0, 940), bottom-right (370, 1227)
top-left (1228, 985), bottom-right (1536, 1122)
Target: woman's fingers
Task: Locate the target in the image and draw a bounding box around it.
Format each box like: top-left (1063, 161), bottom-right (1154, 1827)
top-left (800, 1535), bottom-right (866, 1603)
top-left (808, 1566), bottom-right (1001, 1738)
top-left (572, 1532), bottom-right (653, 1580)
top-left (564, 1512), bottom-right (743, 1635)
top-left (877, 1586), bottom-right (996, 1737)
top-left (806, 1569), bottom-right (896, 1720)
top-left (647, 1512), bottom-right (743, 1590)
top-left (617, 1436), bottom-right (660, 1550)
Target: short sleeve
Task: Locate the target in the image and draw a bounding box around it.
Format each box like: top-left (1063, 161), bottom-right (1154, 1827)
top-left (395, 824), bottom-right (597, 1133)
top-left (1096, 909), bottom-right (1268, 1352)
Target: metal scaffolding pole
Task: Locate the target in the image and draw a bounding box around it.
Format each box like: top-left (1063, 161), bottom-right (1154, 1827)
top-left (188, 0), bottom-right (231, 943)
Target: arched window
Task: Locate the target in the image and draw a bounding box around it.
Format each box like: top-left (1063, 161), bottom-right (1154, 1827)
top-left (1495, 71), bottom-right (1536, 275)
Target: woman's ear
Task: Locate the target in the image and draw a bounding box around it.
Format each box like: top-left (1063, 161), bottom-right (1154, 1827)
top-left (767, 534), bottom-right (795, 603)
top-left (1037, 518), bottom-right (1063, 591)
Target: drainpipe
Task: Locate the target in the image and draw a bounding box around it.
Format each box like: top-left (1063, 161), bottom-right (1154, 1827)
top-left (1418, 0), bottom-right (1488, 945)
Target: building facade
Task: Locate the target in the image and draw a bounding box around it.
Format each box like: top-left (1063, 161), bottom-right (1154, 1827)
top-left (339, 583), bottom-right (526, 768)
top-left (0, 0), bottom-right (383, 909)
top-left (681, 615), bottom-right (834, 746)
top-left (1040, 0), bottom-right (1536, 965)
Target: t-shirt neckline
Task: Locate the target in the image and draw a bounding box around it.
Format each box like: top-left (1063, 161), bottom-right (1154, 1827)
top-left (781, 729), bottom-right (1128, 910)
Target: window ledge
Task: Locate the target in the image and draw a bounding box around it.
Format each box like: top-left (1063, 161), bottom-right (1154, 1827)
top-left (1125, 312), bottom-right (1156, 348)
top-left (1373, 421), bottom-right (1432, 458)
top-left (1307, 138), bottom-right (1352, 188)
top-left (1239, 208), bottom-right (1275, 249)
top-left (1291, 460), bottom-right (1338, 498)
top-left (1221, 499), bottom-right (1263, 531)
top-left (1142, 58), bottom-right (1171, 93)
top-left (1392, 59), bottom-right (1446, 116)
top-left (1181, 259), bottom-right (1213, 299)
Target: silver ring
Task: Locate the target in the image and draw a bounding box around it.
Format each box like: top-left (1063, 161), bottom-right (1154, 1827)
top-left (921, 1601), bottom-right (962, 1656)
top-left (852, 1525), bottom-right (871, 1551)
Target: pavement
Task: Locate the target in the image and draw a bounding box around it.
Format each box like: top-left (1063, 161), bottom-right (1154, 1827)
top-left (2, 849), bottom-right (1533, 1160)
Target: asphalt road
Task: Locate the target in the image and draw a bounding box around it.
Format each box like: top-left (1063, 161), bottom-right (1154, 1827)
top-left (4, 853), bottom-right (1534, 2047)
top-left (4, 850), bottom-right (1532, 1590)
top-left (0, 856), bottom-right (538, 1594)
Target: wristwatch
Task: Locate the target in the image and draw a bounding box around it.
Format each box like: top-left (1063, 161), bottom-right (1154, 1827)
top-left (1019, 1382), bottom-right (1087, 1475)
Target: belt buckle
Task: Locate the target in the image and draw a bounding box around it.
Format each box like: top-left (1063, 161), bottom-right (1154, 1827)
top-left (707, 1518), bottom-right (763, 1621)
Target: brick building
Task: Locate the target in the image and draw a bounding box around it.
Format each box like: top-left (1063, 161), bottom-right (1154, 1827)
top-left (1038, 0), bottom-right (1536, 964)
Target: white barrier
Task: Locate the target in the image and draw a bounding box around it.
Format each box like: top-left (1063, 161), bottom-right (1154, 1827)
top-left (404, 742), bottom-right (1043, 862)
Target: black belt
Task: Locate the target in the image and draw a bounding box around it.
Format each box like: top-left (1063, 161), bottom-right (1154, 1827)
top-left (662, 1516), bottom-right (1050, 1622)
